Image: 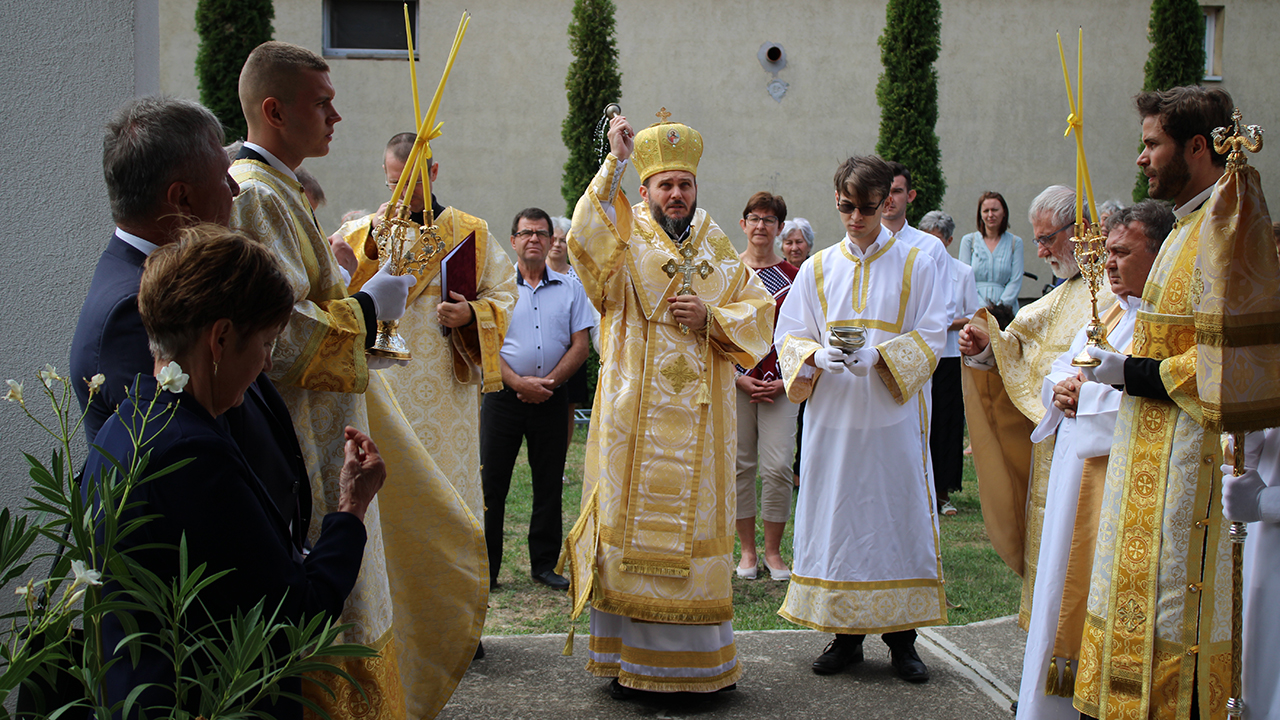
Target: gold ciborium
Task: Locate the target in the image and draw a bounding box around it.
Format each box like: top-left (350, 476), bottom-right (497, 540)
top-left (1069, 222), bottom-right (1117, 367)
top-left (367, 204), bottom-right (447, 360)
top-left (829, 325), bottom-right (868, 354)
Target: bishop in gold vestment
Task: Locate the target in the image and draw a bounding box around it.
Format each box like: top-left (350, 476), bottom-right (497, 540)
top-left (560, 114), bottom-right (773, 694)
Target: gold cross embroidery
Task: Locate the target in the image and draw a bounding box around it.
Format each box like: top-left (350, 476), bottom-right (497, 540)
top-left (661, 355), bottom-right (699, 393)
top-left (655, 107), bottom-right (672, 122)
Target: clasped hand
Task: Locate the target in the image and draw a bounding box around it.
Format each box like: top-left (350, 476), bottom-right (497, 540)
top-left (736, 375), bottom-right (785, 403)
top-left (1052, 372), bottom-right (1084, 418)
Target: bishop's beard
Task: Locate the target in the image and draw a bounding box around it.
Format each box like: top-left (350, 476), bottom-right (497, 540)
top-left (650, 199), bottom-right (698, 241)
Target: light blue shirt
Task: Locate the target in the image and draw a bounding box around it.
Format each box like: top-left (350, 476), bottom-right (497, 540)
top-left (501, 265), bottom-right (595, 377)
top-left (958, 230), bottom-right (1024, 313)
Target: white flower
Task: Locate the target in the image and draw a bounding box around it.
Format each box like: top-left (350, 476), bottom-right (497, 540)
top-left (38, 364), bottom-right (59, 388)
top-left (4, 379), bottom-right (22, 403)
top-left (14, 585), bottom-right (27, 596)
top-left (70, 559), bottom-right (102, 588)
top-left (86, 373), bottom-right (106, 393)
top-left (156, 362), bottom-right (189, 394)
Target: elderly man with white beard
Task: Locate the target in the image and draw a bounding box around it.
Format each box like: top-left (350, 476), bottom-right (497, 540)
top-left (956, 185), bottom-right (1117, 657)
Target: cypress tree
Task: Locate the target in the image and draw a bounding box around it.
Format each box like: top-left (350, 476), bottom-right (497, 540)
top-left (1133, 0), bottom-right (1206, 201)
top-left (195, 0), bottom-right (275, 143)
top-left (561, 0), bottom-right (622, 215)
top-left (875, 0), bottom-right (944, 225)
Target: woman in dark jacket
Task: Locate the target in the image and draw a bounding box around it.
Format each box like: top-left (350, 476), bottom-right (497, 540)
top-left (85, 226), bottom-right (385, 719)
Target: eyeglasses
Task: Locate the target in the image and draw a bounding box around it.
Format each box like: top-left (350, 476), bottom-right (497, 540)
top-left (836, 197), bottom-right (885, 216)
top-left (1034, 221), bottom-right (1076, 247)
top-left (745, 214), bottom-right (779, 227)
top-left (385, 179), bottom-right (423, 191)
top-left (514, 229), bottom-right (552, 240)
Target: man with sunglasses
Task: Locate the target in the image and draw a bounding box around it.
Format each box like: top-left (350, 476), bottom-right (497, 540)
top-left (956, 185), bottom-right (1114, 676)
top-left (333, 132), bottom-right (517, 542)
top-left (481, 207), bottom-right (593, 592)
top-left (776, 155), bottom-right (948, 683)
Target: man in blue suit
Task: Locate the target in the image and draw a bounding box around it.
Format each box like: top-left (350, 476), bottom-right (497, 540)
top-left (69, 96), bottom-right (311, 551)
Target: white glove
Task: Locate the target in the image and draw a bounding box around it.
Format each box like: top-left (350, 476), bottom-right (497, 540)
top-left (1081, 347), bottom-right (1127, 386)
top-left (847, 348), bottom-right (880, 377)
top-left (367, 357), bottom-right (410, 370)
top-left (813, 347), bottom-right (849, 375)
top-left (361, 264), bottom-right (418, 322)
top-left (1221, 465), bottom-right (1267, 523)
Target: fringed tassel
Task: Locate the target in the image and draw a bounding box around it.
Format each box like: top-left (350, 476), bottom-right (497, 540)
top-left (696, 307), bottom-right (714, 406)
top-left (1045, 656), bottom-right (1060, 696)
top-left (1058, 659), bottom-right (1075, 698)
top-left (562, 625), bottom-right (575, 656)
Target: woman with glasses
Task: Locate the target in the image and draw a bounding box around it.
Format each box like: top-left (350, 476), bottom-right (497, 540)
top-left (734, 192), bottom-right (799, 582)
top-left (958, 191), bottom-right (1024, 314)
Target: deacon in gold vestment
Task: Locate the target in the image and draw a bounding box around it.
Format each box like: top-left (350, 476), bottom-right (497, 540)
top-left (1074, 86), bottom-right (1236, 720)
top-left (559, 111), bottom-right (773, 695)
top-left (231, 43), bottom-right (487, 720)
top-left (959, 185), bottom-right (1113, 632)
top-left (335, 133), bottom-right (516, 522)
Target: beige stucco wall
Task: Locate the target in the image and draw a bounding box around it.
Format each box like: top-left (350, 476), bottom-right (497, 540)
top-left (159, 0), bottom-right (1279, 301)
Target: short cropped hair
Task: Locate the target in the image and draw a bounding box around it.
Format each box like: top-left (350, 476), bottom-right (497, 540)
top-left (385, 132), bottom-right (436, 168)
top-left (885, 161), bottom-right (912, 190)
top-left (1114, 199), bottom-right (1175, 255)
top-left (550, 216), bottom-right (572, 235)
top-left (975, 191), bottom-right (1010, 235)
top-left (781, 218), bottom-right (814, 248)
top-left (296, 166), bottom-right (325, 209)
top-left (238, 41), bottom-right (329, 120)
top-left (139, 224), bottom-right (294, 361)
top-left (919, 210), bottom-right (955, 240)
top-left (510, 207), bottom-right (553, 237)
top-left (833, 156), bottom-right (893, 204)
top-left (743, 191), bottom-right (787, 223)
top-left (103, 96), bottom-right (226, 226)
top-left (1135, 86), bottom-right (1234, 167)
top-left (1029, 185), bottom-right (1086, 227)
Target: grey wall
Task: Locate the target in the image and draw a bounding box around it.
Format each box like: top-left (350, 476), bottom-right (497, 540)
top-left (0, 0), bottom-right (156, 605)
top-left (158, 0), bottom-right (1280, 298)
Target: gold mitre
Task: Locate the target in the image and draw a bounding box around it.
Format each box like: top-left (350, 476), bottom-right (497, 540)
top-left (632, 107), bottom-right (703, 181)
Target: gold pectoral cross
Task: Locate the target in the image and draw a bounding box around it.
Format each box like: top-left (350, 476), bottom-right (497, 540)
top-left (662, 243), bottom-right (712, 334)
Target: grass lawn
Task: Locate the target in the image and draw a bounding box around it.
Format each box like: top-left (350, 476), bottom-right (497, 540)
top-left (484, 426), bottom-right (1020, 635)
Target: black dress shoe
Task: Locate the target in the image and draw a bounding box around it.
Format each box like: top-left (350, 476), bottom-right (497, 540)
top-left (889, 644), bottom-right (930, 683)
top-left (532, 570), bottom-right (570, 590)
top-left (473, 641), bottom-right (485, 660)
top-left (608, 679), bottom-right (636, 700)
top-left (812, 635), bottom-right (864, 675)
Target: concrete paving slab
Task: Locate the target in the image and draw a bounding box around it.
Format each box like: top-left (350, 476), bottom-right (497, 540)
top-left (442, 620), bottom-right (1026, 719)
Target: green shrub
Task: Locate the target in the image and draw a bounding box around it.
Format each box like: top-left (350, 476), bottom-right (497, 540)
top-left (560, 0), bottom-right (622, 215)
top-left (195, 0), bottom-right (275, 143)
top-left (875, 0), bottom-right (944, 225)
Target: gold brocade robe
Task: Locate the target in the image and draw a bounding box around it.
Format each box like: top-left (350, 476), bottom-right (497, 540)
top-left (962, 275), bottom-right (1112, 629)
top-left (1074, 206), bottom-right (1230, 720)
top-left (229, 161), bottom-right (486, 720)
top-left (560, 154), bottom-right (774, 626)
top-left (339, 208), bottom-right (516, 519)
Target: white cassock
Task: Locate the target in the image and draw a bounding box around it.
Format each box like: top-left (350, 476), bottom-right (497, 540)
top-left (892, 223), bottom-right (957, 489)
top-left (1016, 296), bottom-right (1136, 720)
top-left (1243, 427), bottom-right (1280, 718)
top-left (775, 228), bottom-right (949, 633)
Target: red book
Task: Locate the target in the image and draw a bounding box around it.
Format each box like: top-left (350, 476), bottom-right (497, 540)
top-left (439, 231), bottom-right (477, 336)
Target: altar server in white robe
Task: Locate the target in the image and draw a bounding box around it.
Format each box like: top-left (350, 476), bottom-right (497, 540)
top-left (775, 155), bottom-right (947, 683)
top-left (1015, 200), bottom-right (1172, 719)
top-left (1222, 429), bottom-right (1280, 718)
